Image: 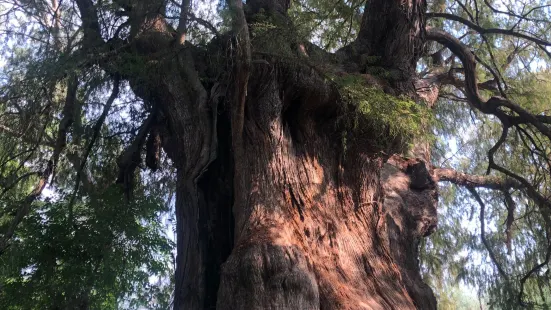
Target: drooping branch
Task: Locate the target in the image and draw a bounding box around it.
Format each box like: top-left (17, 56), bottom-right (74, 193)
top-left (69, 76), bottom-right (120, 205)
top-left (468, 187), bottom-right (510, 281)
top-left (0, 74), bottom-right (80, 254)
top-left (0, 160), bottom-right (52, 255)
top-left (116, 108), bottom-right (157, 200)
top-left (518, 241), bottom-right (551, 307)
top-left (435, 164), bottom-right (551, 245)
top-left (51, 75), bottom-right (78, 181)
top-left (503, 190), bottom-right (515, 255)
top-left (145, 124), bottom-right (162, 171)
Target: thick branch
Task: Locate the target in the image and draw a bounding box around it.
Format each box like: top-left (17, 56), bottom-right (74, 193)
top-left (434, 168), bottom-right (522, 190)
top-left (358, 0), bottom-right (426, 77)
top-left (176, 0), bottom-right (191, 43)
top-left (75, 0), bottom-right (103, 47)
top-left (52, 75), bottom-right (78, 178)
top-left (229, 0), bottom-right (251, 149)
top-left (116, 109), bottom-right (157, 199)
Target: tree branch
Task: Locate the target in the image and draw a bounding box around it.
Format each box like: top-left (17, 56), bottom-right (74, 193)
top-left (482, 0), bottom-right (551, 24)
top-left (433, 168), bottom-right (523, 190)
top-left (229, 0), bottom-right (251, 148)
top-left (176, 0), bottom-right (191, 43)
top-left (116, 109), bottom-right (157, 200)
top-left (426, 27), bottom-right (551, 142)
top-left (427, 12), bottom-right (551, 47)
top-left (69, 76), bottom-right (120, 206)
top-left (75, 0), bottom-right (103, 48)
top-left (468, 187), bottom-right (510, 280)
top-left (0, 74), bottom-right (80, 254)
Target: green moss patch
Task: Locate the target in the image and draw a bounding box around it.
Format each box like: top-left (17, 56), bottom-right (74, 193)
top-left (332, 73), bottom-right (431, 154)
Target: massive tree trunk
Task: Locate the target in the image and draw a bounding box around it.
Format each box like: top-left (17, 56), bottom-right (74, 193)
top-left (215, 72), bottom-right (438, 308)
top-left (80, 0), bottom-right (438, 308)
top-left (214, 1), bottom-right (437, 309)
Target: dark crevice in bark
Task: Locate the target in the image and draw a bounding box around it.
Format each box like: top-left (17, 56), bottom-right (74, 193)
top-left (197, 105), bottom-right (235, 309)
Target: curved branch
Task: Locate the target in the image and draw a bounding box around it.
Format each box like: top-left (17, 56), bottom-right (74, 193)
top-left (426, 28), bottom-right (551, 142)
top-left (427, 12), bottom-right (551, 47)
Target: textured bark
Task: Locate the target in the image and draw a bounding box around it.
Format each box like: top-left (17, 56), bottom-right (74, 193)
top-left (74, 0), bottom-right (439, 308)
top-left (215, 62), bottom-right (437, 309)
top-left (120, 9), bottom-right (218, 308)
top-left (357, 0), bottom-right (426, 80)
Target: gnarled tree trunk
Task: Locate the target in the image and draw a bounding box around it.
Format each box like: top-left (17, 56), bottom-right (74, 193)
top-left (90, 0), bottom-right (439, 308)
top-left (215, 71), bottom-right (438, 309)
top-left (213, 0), bottom-right (437, 309)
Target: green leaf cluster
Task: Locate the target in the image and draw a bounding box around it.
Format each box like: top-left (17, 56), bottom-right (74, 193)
top-left (0, 187), bottom-right (173, 310)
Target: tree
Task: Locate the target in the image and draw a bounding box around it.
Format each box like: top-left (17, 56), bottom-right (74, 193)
top-left (0, 0), bottom-right (550, 309)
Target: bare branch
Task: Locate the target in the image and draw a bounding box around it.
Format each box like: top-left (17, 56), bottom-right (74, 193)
top-left (426, 27), bottom-right (551, 142)
top-left (482, 0), bottom-right (551, 24)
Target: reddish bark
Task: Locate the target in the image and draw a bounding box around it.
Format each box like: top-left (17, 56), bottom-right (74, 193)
top-left (73, 0), bottom-right (440, 309)
top-left (216, 59), bottom-right (437, 309)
